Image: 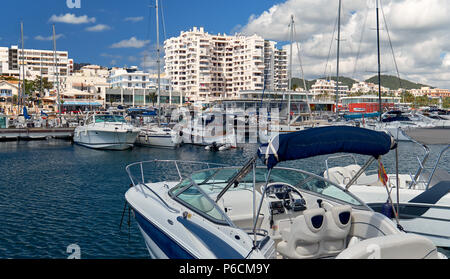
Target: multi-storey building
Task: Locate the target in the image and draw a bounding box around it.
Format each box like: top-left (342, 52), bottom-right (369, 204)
top-left (106, 67), bottom-right (182, 107)
top-left (350, 81), bottom-right (389, 95)
top-left (63, 65), bottom-right (109, 106)
top-left (409, 87), bottom-right (450, 98)
top-left (311, 79), bottom-right (349, 100)
top-left (0, 45), bottom-right (73, 84)
top-left (164, 27), bottom-right (288, 102)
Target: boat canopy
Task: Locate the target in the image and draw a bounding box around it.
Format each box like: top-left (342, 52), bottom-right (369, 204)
top-left (258, 126), bottom-right (396, 169)
top-left (343, 112), bottom-right (379, 120)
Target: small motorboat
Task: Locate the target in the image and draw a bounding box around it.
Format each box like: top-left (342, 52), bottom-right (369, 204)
top-left (123, 126), bottom-right (445, 259)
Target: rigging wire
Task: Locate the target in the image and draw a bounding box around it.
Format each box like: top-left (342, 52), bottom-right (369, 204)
top-left (380, 0), bottom-right (403, 97)
top-left (143, 0), bottom-right (153, 73)
top-left (293, 22), bottom-right (314, 124)
top-left (352, 3), bottom-right (369, 80)
top-left (160, 0), bottom-right (168, 41)
top-left (323, 14), bottom-right (339, 78)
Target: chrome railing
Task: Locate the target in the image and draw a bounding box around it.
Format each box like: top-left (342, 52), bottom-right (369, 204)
top-left (125, 160), bottom-right (227, 187)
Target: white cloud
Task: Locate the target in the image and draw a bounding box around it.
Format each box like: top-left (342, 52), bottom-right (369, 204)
top-left (240, 0), bottom-right (450, 88)
top-left (124, 16), bottom-right (144, 23)
top-left (110, 37), bottom-right (149, 48)
top-left (49, 13), bottom-right (96, 24)
top-left (85, 24), bottom-right (111, 32)
top-left (34, 34), bottom-right (64, 41)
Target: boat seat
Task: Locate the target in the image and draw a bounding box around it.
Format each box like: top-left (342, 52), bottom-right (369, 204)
top-left (349, 210), bottom-right (400, 240)
top-left (219, 190), bottom-right (268, 230)
top-left (326, 165), bottom-right (379, 186)
top-left (321, 205), bottom-right (352, 256)
top-left (277, 208), bottom-right (326, 259)
top-left (336, 233), bottom-right (441, 259)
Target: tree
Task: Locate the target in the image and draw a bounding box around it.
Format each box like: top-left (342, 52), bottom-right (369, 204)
top-left (443, 97), bottom-right (450, 108)
top-left (149, 92), bottom-right (157, 106)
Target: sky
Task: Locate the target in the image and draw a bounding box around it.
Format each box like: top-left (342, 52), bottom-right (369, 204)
top-left (1, 0), bottom-right (449, 89)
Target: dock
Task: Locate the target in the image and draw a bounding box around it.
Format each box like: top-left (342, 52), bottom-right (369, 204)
top-left (0, 128), bottom-right (74, 141)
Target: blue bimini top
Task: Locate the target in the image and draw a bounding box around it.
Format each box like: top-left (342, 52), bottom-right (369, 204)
top-left (258, 126), bottom-right (396, 169)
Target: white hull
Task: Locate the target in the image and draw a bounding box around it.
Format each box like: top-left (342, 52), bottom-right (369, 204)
top-left (348, 185), bottom-right (450, 248)
top-left (136, 134), bottom-right (180, 148)
top-left (74, 129), bottom-right (139, 150)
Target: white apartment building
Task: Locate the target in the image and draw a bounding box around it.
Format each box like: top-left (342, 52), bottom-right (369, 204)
top-left (63, 65), bottom-right (109, 105)
top-left (311, 79), bottom-right (349, 99)
top-left (351, 81), bottom-right (389, 95)
top-left (409, 87), bottom-right (450, 98)
top-left (108, 66), bottom-right (170, 91)
top-left (164, 27), bottom-right (288, 102)
top-left (0, 45), bottom-right (73, 84)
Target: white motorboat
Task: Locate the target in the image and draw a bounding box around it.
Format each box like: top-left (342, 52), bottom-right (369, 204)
top-left (177, 112), bottom-right (238, 147)
top-left (324, 128), bottom-right (450, 248)
top-left (74, 113), bottom-right (139, 150)
top-left (365, 111), bottom-right (435, 141)
top-left (136, 124), bottom-right (182, 149)
top-left (123, 126), bottom-right (445, 259)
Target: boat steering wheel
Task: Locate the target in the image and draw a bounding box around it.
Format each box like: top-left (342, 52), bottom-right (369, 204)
top-left (264, 182), bottom-right (304, 211)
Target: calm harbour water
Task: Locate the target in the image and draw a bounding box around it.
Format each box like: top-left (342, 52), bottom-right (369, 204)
top-left (0, 139), bottom-right (448, 259)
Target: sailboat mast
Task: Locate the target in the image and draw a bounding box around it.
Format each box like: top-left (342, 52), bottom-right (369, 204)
top-left (20, 21), bottom-right (25, 109)
top-left (156, 0), bottom-right (161, 120)
top-left (335, 0), bottom-right (341, 116)
top-left (53, 24), bottom-right (61, 118)
top-left (376, 0), bottom-right (382, 122)
top-left (288, 15), bottom-right (294, 129)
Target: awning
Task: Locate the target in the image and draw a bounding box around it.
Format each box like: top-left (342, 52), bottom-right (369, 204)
top-left (258, 126), bottom-right (397, 169)
top-left (63, 101), bottom-right (102, 106)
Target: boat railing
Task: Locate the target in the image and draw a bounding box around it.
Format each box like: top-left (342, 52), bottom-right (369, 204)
top-left (325, 154), bottom-right (358, 180)
top-left (125, 160), bottom-right (228, 187)
top-left (425, 145), bottom-right (450, 190)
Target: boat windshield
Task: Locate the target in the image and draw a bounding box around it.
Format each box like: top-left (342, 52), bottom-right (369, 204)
top-left (169, 177), bottom-right (230, 225)
top-left (170, 166), bottom-right (363, 219)
top-left (95, 115), bottom-right (127, 123)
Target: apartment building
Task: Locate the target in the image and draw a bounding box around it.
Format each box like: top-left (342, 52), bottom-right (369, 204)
top-left (410, 87), bottom-right (450, 98)
top-left (311, 79), bottom-right (349, 99)
top-left (350, 81), bottom-right (389, 95)
top-left (108, 66), bottom-right (171, 91)
top-left (0, 45), bottom-right (73, 84)
top-left (63, 65), bottom-right (109, 106)
top-left (164, 27), bottom-right (288, 102)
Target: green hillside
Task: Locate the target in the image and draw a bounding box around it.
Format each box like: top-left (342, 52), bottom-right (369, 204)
top-left (365, 75), bottom-right (431, 90)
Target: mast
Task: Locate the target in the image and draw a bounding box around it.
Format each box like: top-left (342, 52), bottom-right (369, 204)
top-left (20, 21), bottom-right (25, 109)
top-left (53, 24), bottom-right (61, 118)
top-left (288, 15), bottom-right (294, 129)
top-left (376, 0), bottom-right (382, 122)
top-left (335, 0), bottom-right (342, 117)
top-left (156, 0), bottom-right (161, 123)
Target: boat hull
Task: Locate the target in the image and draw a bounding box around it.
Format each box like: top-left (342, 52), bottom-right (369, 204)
top-left (74, 129), bottom-right (138, 150)
top-left (136, 134), bottom-right (180, 148)
top-left (349, 185), bottom-right (450, 248)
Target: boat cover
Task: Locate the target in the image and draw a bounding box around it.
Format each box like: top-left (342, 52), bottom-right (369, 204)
top-left (343, 112), bottom-right (379, 119)
top-left (258, 126), bottom-right (396, 169)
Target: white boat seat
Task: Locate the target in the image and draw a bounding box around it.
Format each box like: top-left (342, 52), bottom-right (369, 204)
top-left (349, 210), bottom-right (400, 239)
top-left (321, 205), bottom-right (352, 256)
top-left (336, 233), bottom-right (441, 259)
top-left (326, 164), bottom-right (379, 186)
top-left (277, 208), bottom-right (326, 259)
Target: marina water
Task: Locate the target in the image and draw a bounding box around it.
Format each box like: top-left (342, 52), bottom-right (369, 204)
top-left (0, 139), bottom-right (448, 258)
